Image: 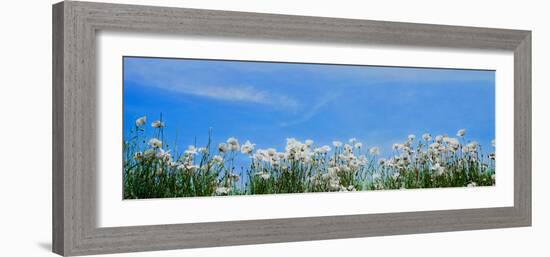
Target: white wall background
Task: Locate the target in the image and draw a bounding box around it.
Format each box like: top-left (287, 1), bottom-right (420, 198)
top-left (0, 0), bottom-right (548, 256)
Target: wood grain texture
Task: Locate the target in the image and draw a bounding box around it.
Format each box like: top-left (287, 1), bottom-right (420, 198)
top-left (52, 2), bottom-right (65, 255)
top-left (52, 1), bottom-right (532, 256)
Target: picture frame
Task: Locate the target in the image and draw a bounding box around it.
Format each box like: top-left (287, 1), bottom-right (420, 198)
top-left (52, 1), bottom-right (531, 256)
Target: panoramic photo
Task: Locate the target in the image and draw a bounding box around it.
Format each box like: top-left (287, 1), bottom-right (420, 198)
top-left (122, 56), bottom-right (496, 199)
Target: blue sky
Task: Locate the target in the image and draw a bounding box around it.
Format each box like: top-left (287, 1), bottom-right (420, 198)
top-left (123, 56), bottom-right (495, 159)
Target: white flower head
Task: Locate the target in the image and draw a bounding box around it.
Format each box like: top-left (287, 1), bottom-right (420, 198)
top-left (187, 164), bottom-right (200, 171)
top-left (151, 120), bottom-right (165, 128)
top-left (157, 148), bottom-right (171, 161)
top-left (463, 141), bottom-right (479, 153)
top-left (213, 155), bottom-right (223, 163)
top-left (431, 163), bottom-right (445, 175)
top-left (332, 140), bottom-right (342, 148)
top-left (226, 137), bottom-right (240, 151)
top-left (457, 129), bottom-right (466, 137)
top-left (354, 142), bottom-right (362, 149)
top-left (369, 147), bottom-right (380, 156)
top-left (185, 145), bottom-right (198, 155)
top-left (305, 139), bottom-right (314, 146)
top-left (240, 140), bottom-right (255, 154)
top-left (348, 138), bottom-right (357, 144)
top-left (408, 134), bottom-right (416, 141)
top-left (143, 148), bottom-right (156, 159)
top-left (254, 172), bottom-right (271, 180)
top-left (315, 145), bottom-right (331, 154)
top-left (148, 138), bottom-right (162, 148)
top-left (267, 148), bottom-right (277, 157)
top-left (343, 144), bottom-right (353, 153)
top-left (422, 133), bottom-right (432, 141)
top-left (444, 137), bottom-right (460, 150)
top-left (218, 143), bottom-right (228, 153)
top-left (133, 151), bottom-right (143, 160)
top-left (215, 187), bottom-right (231, 195)
top-left (135, 116), bottom-right (146, 127)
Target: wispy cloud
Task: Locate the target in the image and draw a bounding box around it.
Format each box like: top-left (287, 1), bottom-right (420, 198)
top-left (280, 93), bottom-right (339, 127)
top-left (124, 58), bottom-right (299, 109)
top-left (159, 82), bottom-right (299, 109)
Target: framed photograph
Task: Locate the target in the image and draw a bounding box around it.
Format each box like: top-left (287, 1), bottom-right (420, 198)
top-left (52, 1), bottom-right (531, 256)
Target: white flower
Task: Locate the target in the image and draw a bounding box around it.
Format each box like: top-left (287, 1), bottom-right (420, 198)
top-left (457, 129), bottom-right (466, 137)
top-left (135, 116), bottom-right (146, 127)
top-left (133, 151), bottom-right (143, 160)
top-left (198, 147), bottom-right (208, 154)
top-left (444, 137), bottom-right (460, 150)
top-left (227, 172), bottom-right (240, 182)
top-left (369, 147), bottom-right (380, 156)
top-left (254, 172), bottom-right (271, 180)
top-left (315, 145), bottom-right (331, 154)
top-left (491, 174), bottom-right (496, 180)
top-left (378, 158), bottom-right (386, 165)
top-left (328, 167), bottom-right (338, 177)
top-left (185, 145), bottom-right (198, 155)
top-left (429, 142), bottom-right (440, 149)
top-left (408, 134), bottom-right (416, 141)
top-left (212, 155), bottom-right (224, 163)
top-left (328, 177), bottom-right (341, 191)
top-left (227, 137), bottom-right (240, 151)
top-left (266, 148), bottom-right (277, 157)
top-left (218, 143), bottom-right (228, 153)
top-left (431, 163), bottom-right (445, 175)
top-left (354, 142), bottom-right (363, 149)
top-left (151, 120), bottom-right (165, 128)
top-left (215, 187), bottom-right (231, 195)
top-left (491, 139), bottom-right (495, 147)
top-left (435, 135), bottom-right (443, 143)
top-left (467, 182), bottom-right (477, 187)
top-left (157, 148), bottom-right (171, 161)
top-left (422, 133), bottom-right (432, 141)
top-left (348, 138), bottom-right (357, 144)
top-left (332, 141), bottom-right (342, 148)
top-left (392, 143), bottom-right (403, 150)
top-left (305, 139), bottom-right (314, 146)
top-left (240, 140), bottom-right (255, 154)
top-left (343, 144), bottom-right (353, 153)
top-left (148, 138), bottom-right (162, 148)
top-left (489, 152), bottom-right (495, 160)
top-left (463, 141), bottom-right (479, 153)
top-left (187, 164), bottom-right (200, 171)
top-left (143, 149), bottom-right (156, 159)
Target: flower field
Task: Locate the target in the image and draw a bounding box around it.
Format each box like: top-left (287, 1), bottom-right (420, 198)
top-left (123, 116), bottom-right (496, 199)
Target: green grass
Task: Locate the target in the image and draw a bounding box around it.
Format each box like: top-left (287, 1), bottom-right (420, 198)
top-left (123, 116), bottom-right (495, 199)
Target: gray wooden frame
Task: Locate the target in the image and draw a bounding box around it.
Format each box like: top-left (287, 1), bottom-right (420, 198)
top-left (52, 1), bottom-right (531, 256)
